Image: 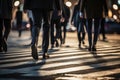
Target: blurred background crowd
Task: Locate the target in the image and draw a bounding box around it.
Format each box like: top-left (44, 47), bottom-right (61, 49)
top-left (12, 0), bottom-right (120, 34)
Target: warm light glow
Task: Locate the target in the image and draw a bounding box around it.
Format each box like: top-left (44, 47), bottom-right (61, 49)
top-left (113, 15), bottom-right (117, 20)
top-left (66, 1), bottom-right (72, 7)
top-left (113, 4), bottom-right (118, 10)
top-left (14, 1), bottom-right (20, 7)
top-left (108, 9), bottom-right (112, 18)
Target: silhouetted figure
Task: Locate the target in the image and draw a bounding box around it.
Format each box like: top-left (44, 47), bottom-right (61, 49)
top-left (15, 6), bottom-right (23, 37)
top-left (0, 0), bottom-right (13, 52)
top-left (50, 4), bottom-right (61, 48)
top-left (99, 2), bottom-right (108, 41)
top-left (100, 18), bottom-right (107, 41)
top-left (61, 0), bottom-right (70, 44)
top-left (23, 0), bottom-right (61, 60)
top-left (81, 0), bottom-right (108, 51)
top-left (71, 0), bottom-right (86, 48)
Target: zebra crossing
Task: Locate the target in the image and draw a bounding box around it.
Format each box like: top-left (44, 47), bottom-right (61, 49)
top-left (0, 40), bottom-right (120, 80)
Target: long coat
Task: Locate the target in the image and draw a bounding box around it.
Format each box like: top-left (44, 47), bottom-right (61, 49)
top-left (81, 0), bottom-right (108, 18)
top-left (23, 0), bottom-right (61, 11)
top-left (0, 0), bottom-right (13, 19)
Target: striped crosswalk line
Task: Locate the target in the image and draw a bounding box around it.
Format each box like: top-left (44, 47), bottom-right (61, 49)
top-left (0, 42), bottom-right (120, 80)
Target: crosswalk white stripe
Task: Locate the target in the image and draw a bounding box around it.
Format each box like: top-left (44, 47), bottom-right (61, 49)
top-left (0, 54), bottom-right (119, 69)
top-left (65, 68), bottom-right (120, 78)
top-left (15, 59), bottom-right (120, 71)
top-left (1, 46), bottom-right (119, 58)
top-left (0, 49), bottom-right (103, 62)
top-left (21, 61), bottom-right (120, 76)
top-left (0, 50), bottom-right (119, 61)
top-left (98, 49), bottom-right (120, 53)
top-left (81, 68), bottom-right (120, 77)
top-left (97, 46), bottom-right (120, 49)
top-left (1, 45), bottom-right (120, 55)
top-left (42, 55), bottom-right (120, 64)
top-left (0, 50), bottom-right (88, 58)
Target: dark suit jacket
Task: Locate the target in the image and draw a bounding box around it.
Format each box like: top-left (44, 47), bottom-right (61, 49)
top-left (23, 0), bottom-right (61, 11)
top-left (0, 0), bottom-right (13, 19)
top-left (81, 0), bottom-right (108, 18)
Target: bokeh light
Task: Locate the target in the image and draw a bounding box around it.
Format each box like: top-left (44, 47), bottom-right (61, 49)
top-left (14, 1), bottom-right (20, 7)
top-left (66, 1), bottom-right (72, 7)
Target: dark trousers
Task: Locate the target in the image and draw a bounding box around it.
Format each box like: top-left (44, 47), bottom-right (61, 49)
top-left (61, 20), bottom-right (68, 44)
top-left (32, 10), bottom-right (50, 53)
top-left (17, 24), bottom-right (22, 37)
top-left (77, 18), bottom-right (86, 45)
top-left (87, 18), bottom-right (101, 48)
top-left (50, 17), bottom-right (61, 45)
top-left (100, 18), bottom-right (106, 39)
top-left (0, 18), bottom-right (11, 47)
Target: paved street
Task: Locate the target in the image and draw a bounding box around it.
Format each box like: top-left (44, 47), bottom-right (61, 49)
top-left (0, 30), bottom-right (120, 80)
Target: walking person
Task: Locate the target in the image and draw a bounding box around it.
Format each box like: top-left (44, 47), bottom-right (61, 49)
top-left (15, 6), bottom-right (23, 37)
top-left (23, 0), bottom-right (61, 60)
top-left (50, 4), bottom-right (62, 48)
top-left (80, 0), bottom-right (108, 51)
top-left (61, 0), bottom-right (70, 44)
top-left (100, 18), bottom-right (107, 41)
top-left (99, 4), bottom-right (108, 41)
top-left (71, 0), bottom-right (86, 48)
top-left (0, 0), bottom-right (13, 52)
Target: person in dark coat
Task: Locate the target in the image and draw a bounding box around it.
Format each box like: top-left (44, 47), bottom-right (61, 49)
top-left (23, 0), bottom-right (61, 60)
top-left (81, 0), bottom-right (108, 51)
top-left (71, 0), bottom-right (86, 48)
top-left (50, 3), bottom-right (62, 48)
top-left (61, 0), bottom-right (70, 44)
top-left (0, 0), bottom-right (13, 52)
top-left (15, 6), bottom-right (23, 37)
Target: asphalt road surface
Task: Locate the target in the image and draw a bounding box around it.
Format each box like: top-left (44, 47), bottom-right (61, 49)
top-left (0, 31), bottom-right (120, 80)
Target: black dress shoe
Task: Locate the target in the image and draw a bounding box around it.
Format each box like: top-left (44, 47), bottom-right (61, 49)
top-left (88, 47), bottom-right (91, 51)
top-left (43, 53), bottom-right (49, 59)
top-left (3, 39), bottom-right (7, 52)
top-left (78, 43), bottom-right (81, 49)
top-left (56, 42), bottom-right (59, 47)
top-left (92, 46), bottom-right (96, 51)
top-left (82, 40), bottom-right (85, 45)
top-left (31, 45), bottom-right (38, 60)
top-left (51, 45), bottom-right (54, 49)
